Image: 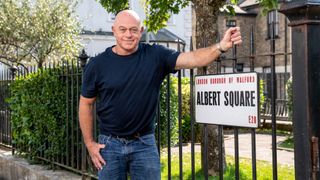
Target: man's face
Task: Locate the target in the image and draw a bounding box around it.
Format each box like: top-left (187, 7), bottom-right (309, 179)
top-left (112, 16), bottom-right (143, 54)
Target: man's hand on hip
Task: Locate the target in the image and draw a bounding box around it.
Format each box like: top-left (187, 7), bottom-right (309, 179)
top-left (87, 141), bottom-right (106, 170)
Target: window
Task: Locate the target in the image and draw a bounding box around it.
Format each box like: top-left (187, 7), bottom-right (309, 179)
top-left (267, 10), bottom-right (279, 39)
top-left (226, 20), bottom-right (236, 27)
top-left (263, 66), bottom-right (271, 73)
top-left (108, 13), bottom-right (116, 21)
top-left (236, 63), bottom-right (244, 72)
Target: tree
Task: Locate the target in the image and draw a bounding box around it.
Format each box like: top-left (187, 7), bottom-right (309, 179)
top-left (0, 0), bottom-right (82, 68)
top-left (98, 0), bottom-right (278, 176)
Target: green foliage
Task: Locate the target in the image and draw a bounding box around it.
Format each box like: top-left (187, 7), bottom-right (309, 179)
top-left (286, 78), bottom-right (293, 119)
top-left (98, 0), bottom-right (129, 14)
top-left (158, 76), bottom-right (179, 147)
top-left (278, 135), bottom-right (294, 149)
top-left (144, 0), bottom-right (190, 32)
top-left (7, 68), bottom-right (67, 160)
top-left (259, 79), bottom-right (266, 110)
top-left (257, 0), bottom-right (279, 14)
top-left (98, 0), bottom-right (279, 32)
top-left (160, 153), bottom-right (294, 179)
top-left (99, 0), bottom-right (190, 32)
top-left (0, 0), bottom-right (82, 67)
top-left (179, 77), bottom-right (200, 143)
top-left (158, 76), bottom-right (200, 147)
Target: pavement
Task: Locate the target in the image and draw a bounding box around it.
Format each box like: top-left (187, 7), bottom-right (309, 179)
top-left (169, 133), bottom-right (294, 166)
top-left (224, 133), bottom-right (294, 166)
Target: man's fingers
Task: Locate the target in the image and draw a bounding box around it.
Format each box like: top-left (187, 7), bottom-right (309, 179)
top-left (231, 31), bottom-right (241, 39)
top-left (234, 40), bottom-right (242, 45)
top-left (92, 156), bottom-right (103, 170)
top-left (87, 142), bottom-right (107, 170)
top-left (99, 144), bottom-right (106, 149)
top-left (97, 153), bottom-right (106, 165)
top-left (231, 36), bottom-right (241, 42)
top-left (92, 153), bottom-right (106, 170)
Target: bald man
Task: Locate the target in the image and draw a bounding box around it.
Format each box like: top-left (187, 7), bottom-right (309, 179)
top-left (79, 9), bottom-right (242, 179)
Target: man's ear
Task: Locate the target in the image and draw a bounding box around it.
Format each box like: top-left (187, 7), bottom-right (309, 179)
top-left (140, 26), bottom-right (144, 33)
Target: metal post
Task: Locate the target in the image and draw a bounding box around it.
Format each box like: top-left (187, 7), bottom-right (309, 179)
top-left (250, 25), bottom-right (257, 180)
top-left (9, 66), bottom-right (17, 155)
top-left (280, 2), bottom-right (320, 180)
top-left (189, 37), bottom-right (196, 180)
top-left (166, 74), bottom-right (171, 180)
top-left (270, 14), bottom-right (278, 180)
top-left (78, 49), bottom-right (89, 177)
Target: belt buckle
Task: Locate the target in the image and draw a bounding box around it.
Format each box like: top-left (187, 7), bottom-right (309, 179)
top-left (116, 132), bottom-right (140, 140)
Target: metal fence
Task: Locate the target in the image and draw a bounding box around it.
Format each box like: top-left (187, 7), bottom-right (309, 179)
top-left (0, 25), bottom-right (292, 180)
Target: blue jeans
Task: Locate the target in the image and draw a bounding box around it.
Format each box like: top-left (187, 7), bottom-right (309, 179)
top-left (98, 134), bottom-right (160, 180)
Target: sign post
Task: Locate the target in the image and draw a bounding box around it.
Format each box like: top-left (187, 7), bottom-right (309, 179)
top-left (195, 72), bottom-right (259, 128)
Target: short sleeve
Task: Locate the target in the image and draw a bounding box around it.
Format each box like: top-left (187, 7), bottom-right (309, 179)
top-left (81, 58), bottom-right (98, 98)
top-left (157, 45), bottom-right (180, 76)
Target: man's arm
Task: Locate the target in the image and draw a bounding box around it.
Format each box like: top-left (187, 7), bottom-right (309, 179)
top-left (79, 95), bottom-right (105, 170)
top-left (175, 27), bottom-right (242, 70)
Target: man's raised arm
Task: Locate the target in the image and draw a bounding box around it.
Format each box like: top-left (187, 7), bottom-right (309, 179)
top-left (175, 27), bottom-right (242, 70)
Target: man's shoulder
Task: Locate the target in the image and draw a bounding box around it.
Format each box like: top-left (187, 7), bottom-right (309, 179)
top-left (139, 43), bottom-right (166, 54)
top-left (87, 48), bottom-right (111, 64)
top-left (93, 48), bottom-right (110, 60)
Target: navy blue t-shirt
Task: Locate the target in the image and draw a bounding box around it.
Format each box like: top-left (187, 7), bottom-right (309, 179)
top-left (81, 43), bottom-right (180, 136)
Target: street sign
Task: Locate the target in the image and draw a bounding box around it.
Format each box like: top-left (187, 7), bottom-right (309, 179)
top-left (195, 72), bottom-right (259, 128)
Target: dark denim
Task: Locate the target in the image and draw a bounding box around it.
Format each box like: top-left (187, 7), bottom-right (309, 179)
top-left (98, 134), bottom-right (160, 180)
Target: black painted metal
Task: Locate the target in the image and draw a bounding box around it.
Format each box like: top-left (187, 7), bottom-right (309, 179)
top-left (204, 124), bottom-right (209, 180)
top-left (166, 74), bottom-right (172, 180)
top-left (280, 2), bottom-right (320, 179)
top-left (190, 67), bottom-right (196, 180)
top-left (250, 26), bottom-right (257, 180)
top-left (66, 61), bottom-right (70, 167)
top-left (189, 37), bottom-right (196, 180)
top-left (218, 126), bottom-right (223, 180)
top-left (216, 52), bottom-right (224, 180)
top-left (234, 128), bottom-right (240, 180)
top-left (232, 37), bottom-right (240, 180)
top-left (80, 59), bottom-right (88, 177)
top-left (202, 44), bottom-right (209, 180)
top-left (0, 31), bottom-right (295, 180)
top-left (270, 18), bottom-right (278, 180)
top-left (177, 42), bottom-right (183, 180)
top-left (178, 70), bottom-right (183, 180)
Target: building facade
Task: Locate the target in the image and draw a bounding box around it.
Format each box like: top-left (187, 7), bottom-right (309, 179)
top-left (217, 0), bottom-right (292, 74)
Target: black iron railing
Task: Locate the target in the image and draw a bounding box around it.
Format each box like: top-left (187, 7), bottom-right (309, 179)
top-left (0, 22), bottom-right (292, 179)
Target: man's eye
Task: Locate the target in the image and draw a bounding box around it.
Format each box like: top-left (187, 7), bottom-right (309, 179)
top-left (119, 28), bottom-right (126, 32)
top-left (131, 29), bottom-right (138, 33)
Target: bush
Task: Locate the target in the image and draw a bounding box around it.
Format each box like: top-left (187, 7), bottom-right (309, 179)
top-left (158, 76), bottom-right (201, 146)
top-left (286, 77), bottom-right (293, 119)
top-left (179, 77), bottom-right (201, 143)
top-left (158, 76), bottom-right (179, 147)
top-left (7, 68), bottom-right (67, 160)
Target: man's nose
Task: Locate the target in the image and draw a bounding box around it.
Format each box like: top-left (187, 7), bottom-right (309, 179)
top-left (124, 29), bottom-right (132, 37)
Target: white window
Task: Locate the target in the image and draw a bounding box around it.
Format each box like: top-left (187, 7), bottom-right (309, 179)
top-left (226, 20), bottom-right (236, 27)
top-left (108, 13), bottom-right (116, 21)
top-left (267, 10), bottom-right (279, 39)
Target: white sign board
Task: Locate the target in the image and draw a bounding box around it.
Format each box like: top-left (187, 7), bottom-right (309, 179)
top-left (195, 72), bottom-right (259, 128)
